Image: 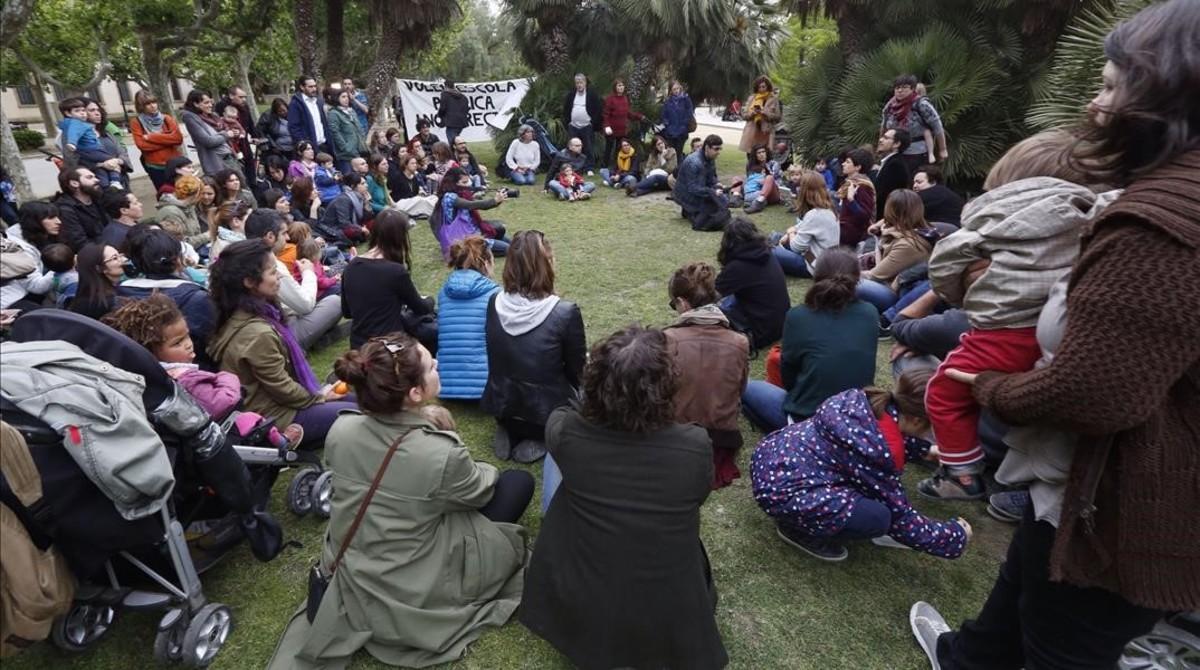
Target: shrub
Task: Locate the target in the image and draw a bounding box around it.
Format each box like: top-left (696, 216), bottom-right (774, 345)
top-left (12, 128), bottom-right (45, 152)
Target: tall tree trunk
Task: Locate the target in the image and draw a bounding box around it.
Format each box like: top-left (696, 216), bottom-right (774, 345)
top-left (323, 0), bottom-right (346, 78)
top-left (236, 48), bottom-right (259, 115)
top-left (1, 108), bottom-right (34, 203)
top-left (365, 27), bottom-right (405, 132)
top-left (539, 25), bottom-right (571, 75)
top-left (31, 72), bottom-right (58, 141)
top-left (293, 0), bottom-right (321, 79)
top-left (627, 53), bottom-right (656, 101)
top-left (139, 32), bottom-right (177, 117)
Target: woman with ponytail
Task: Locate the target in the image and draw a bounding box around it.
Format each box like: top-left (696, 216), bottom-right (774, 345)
top-left (207, 239), bottom-right (355, 449)
top-left (268, 332), bottom-right (533, 669)
top-left (751, 367), bottom-right (971, 561)
top-left (436, 235), bottom-right (501, 400)
top-left (663, 261), bottom-right (750, 489)
top-left (741, 248), bottom-right (879, 433)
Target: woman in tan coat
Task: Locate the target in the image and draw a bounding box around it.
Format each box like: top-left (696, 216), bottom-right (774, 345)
top-left (855, 189), bottom-right (935, 314)
top-left (268, 333), bottom-right (533, 669)
top-left (738, 75), bottom-right (782, 156)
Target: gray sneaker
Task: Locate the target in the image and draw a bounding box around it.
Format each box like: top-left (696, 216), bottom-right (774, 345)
top-left (910, 601), bottom-right (951, 670)
top-left (870, 535), bottom-right (911, 550)
top-left (987, 490), bottom-right (1031, 524)
top-left (512, 439), bottom-right (547, 463)
top-left (491, 427), bottom-right (512, 460)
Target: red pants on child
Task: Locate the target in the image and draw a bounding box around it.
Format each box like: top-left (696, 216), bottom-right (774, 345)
top-left (926, 327), bottom-right (1041, 468)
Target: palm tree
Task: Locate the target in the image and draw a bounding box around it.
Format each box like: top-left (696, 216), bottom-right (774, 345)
top-left (1027, 0), bottom-right (1153, 130)
top-left (362, 0), bottom-right (463, 126)
top-left (503, 0), bottom-right (581, 74)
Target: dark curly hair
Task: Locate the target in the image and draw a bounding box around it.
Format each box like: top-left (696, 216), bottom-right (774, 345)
top-left (208, 239), bottom-right (275, 329)
top-left (333, 332), bottom-right (426, 414)
top-left (102, 292), bottom-right (183, 353)
top-left (717, 217), bottom-right (768, 267)
top-left (580, 326), bottom-right (678, 433)
top-left (804, 248), bottom-right (860, 313)
top-left (668, 261), bottom-right (720, 309)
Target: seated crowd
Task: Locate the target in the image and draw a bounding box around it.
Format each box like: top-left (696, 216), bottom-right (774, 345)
top-left (2, 6), bottom-right (1198, 665)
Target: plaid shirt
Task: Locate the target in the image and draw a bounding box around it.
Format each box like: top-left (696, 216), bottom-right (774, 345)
top-left (929, 177), bottom-right (1119, 329)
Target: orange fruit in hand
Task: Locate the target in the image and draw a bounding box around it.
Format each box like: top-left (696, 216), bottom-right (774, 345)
top-left (333, 381), bottom-right (349, 395)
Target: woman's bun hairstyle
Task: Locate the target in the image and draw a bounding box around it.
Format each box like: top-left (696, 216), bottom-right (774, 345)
top-left (804, 248), bottom-right (860, 312)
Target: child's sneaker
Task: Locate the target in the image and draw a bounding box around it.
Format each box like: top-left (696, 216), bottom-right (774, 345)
top-left (775, 523), bottom-right (848, 561)
top-left (986, 490), bottom-right (1031, 523)
top-left (279, 423), bottom-right (305, 450)
top-left (918, 469), bottom-right (985, 501)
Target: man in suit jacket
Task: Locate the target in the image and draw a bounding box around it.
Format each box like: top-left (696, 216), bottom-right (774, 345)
top-left (873, 128), bottom-right (912, 220)
top-left (287, 75), bottom-right (330, 154)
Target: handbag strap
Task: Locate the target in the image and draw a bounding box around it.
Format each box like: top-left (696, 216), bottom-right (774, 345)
top-left (328, 428), bottom-right (413, 575)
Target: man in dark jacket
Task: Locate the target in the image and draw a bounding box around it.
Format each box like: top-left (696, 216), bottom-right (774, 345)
top-left (873, 128), bottom-right (912, 219)
top-left (436, 79), bottom-right (470, 146)
top-left (913, 164), bottom-right (964, 226)
top-left (673, 135), bottom-right (730, 232)
top-left (54, 166), bottom-right (110, 252)
top-left (561, 73), bottom-right (603, 173)
top-left (543, 138), bottom-right (592, 193)
top-left (287, 75), bottom-right (330, 153)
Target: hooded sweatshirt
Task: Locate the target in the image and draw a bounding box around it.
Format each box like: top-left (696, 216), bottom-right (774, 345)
top-left (437, 269), bottom-right (501, 400)
top-left (715, 241), bottom-right (791, 347)
top-left (929, 177), bottom-right (1118, 329)
top-left (494, 292), bottom-right (561, 336)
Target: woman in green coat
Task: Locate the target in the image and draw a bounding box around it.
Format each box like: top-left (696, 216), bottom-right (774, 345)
top-left (268, 332), bottom-right (534, 670)
top-left (327, 88), bottom-right (368, 175)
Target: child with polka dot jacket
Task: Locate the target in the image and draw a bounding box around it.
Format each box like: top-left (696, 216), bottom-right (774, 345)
top-left (751, 368), bottom-right (971, 561)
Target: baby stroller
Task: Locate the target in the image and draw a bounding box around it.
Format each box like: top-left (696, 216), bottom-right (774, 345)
top-left (0, 310), bottom-right (306, 666)
top-left (1119, 613), bottom-right (1200, 669)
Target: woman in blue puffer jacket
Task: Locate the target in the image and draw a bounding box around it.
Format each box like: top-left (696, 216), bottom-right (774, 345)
top-left (437, 235), bottom-right (501, 400)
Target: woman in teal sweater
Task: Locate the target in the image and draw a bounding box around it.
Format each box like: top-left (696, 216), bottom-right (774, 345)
top-left (742, 248), bottom-right (879, 432)
top-left (366, 154), bottom-right (393, 215)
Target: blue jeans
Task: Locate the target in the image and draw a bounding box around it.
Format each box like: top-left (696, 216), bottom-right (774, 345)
top-left (487, 235), bottom-right (510, 256)
top-left (856, 278), bottom-right (898, 314)
top-left (510, 169), bottom-right (537, 185)
top-left (547, 180), bottom-right (596, 200)
top-left (599, 169), bottom-right (637, 188)
top-left (446, 128), bottom-right (462, 146)
top-left (772, 245), bottom-right (813, 277)
top-left (541, 452), bottom-right (562, 514)
top-left (633, 172), bottom-right (669, 195)
top-left (741, 380), bottom-right (789, 433)
top-left (882, 280), bottom-right (930, 324)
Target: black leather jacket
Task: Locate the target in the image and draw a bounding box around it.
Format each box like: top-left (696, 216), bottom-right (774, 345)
top-left (480, 295), bottom-right (587, 428)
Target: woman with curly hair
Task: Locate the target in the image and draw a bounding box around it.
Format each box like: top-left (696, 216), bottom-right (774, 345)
top-left (520, 325), bottom-right (728, 670)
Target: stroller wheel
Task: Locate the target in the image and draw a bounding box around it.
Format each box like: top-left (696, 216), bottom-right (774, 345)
top-left (51, 602), bottom-right (117, 652)
top-left (154, 609), bottom-right (187, 662)
top-left (182, 603), bottom-right (232, 667)
top-left (287, 467), bottom-right (321, 516)
top-left (1119, 620), bottom-right (1200, 670)
top-left (312, 470), bottom-right (334, 519)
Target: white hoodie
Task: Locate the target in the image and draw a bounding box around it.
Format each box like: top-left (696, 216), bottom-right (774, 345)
top-left (494, 291), bottom-right (560, 336)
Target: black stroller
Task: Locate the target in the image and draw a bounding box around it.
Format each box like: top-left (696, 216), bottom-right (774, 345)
top-left (0, 310), bottom-right (303, 666)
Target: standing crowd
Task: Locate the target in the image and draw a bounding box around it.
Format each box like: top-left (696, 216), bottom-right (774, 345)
top-left (1, 2), bottom-right (1197, 667)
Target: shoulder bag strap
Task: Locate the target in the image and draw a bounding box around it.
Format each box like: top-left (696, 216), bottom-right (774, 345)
top-left (328, 428), bottom-right (413, 575)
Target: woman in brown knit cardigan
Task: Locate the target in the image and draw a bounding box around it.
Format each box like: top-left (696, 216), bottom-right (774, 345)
top-left (909, 1), bottom-right (1200, 668)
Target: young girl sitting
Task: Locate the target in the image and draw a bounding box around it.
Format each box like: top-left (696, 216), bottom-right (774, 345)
top-left (298, 238), bottom-right (340, 299)
top-left (554, 164), bottom-right (591, 201)
top-left (750, 368), bottom-right (971, 562)
top-left (103, 293), bottom-right (303, 449)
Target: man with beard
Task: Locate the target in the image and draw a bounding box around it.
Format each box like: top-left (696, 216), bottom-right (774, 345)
top-left (873, 127), bottom-right (912, 220)
top-left (54, 166), bottom-right (111, 251)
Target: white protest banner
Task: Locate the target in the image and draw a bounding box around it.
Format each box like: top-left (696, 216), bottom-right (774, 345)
top-left (395, 78), bottom-right (533, 143)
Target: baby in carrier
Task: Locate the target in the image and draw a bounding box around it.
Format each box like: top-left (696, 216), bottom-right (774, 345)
top-left (102, 293), bottom-right (303, 448)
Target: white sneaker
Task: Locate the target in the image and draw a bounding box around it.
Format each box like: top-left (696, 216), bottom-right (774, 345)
top-left (910, 601), bottom-right (951, 670)
top-left (586, 170), bottom-right (595, 177)
top-left (871, 535), bottom-right (911, 550)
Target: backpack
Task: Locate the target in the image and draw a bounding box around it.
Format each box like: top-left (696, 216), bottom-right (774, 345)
top-left (0, 421), bottom-right (75, 657)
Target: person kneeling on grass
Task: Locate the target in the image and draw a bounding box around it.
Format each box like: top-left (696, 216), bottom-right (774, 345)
top-left (750, 367), bottom-right (971, 562)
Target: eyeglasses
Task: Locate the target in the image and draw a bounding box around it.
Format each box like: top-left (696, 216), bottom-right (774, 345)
top-left (104, 252), bottom-right (126, 264)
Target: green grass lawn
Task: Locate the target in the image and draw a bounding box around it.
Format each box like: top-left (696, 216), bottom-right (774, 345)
top-left (8, 141), bottom-right (1012, 670)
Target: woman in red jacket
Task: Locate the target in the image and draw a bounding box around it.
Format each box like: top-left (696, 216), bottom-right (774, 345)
top-left (129, 90), bottom-right (184, 191)
top-left (601, 79), bottom-right (644, 171)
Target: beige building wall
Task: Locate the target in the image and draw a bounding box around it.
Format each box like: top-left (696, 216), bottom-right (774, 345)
top-left (1, 77), bottom-right (195, 131)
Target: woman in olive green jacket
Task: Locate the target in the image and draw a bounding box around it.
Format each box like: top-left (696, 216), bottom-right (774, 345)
top-left (268, 333), bottom-right (534, 669)
top-left (207, 239), bottom-right (354, 449)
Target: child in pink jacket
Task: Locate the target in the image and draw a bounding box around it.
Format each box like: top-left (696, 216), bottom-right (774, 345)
top-left (103, 293), bottom-right (303, 448)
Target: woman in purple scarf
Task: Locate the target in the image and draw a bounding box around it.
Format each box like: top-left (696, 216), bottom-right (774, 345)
top-left (207, 239), bottom-right (356, 448)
